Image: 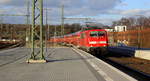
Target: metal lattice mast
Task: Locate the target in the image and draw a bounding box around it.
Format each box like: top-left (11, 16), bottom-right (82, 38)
top-left (44, 8), bottom-right (51, 40)
top-left (39, 0), bottom-right (45, 59)
top-left (26, 0), bottom-right (31, 46)
top-left (30, 0), bottom-right (35, 59)
top-left (61, 5), bottom-right (64, 36)
top-left (26, 0), bottom-right (30, 25)
top-left (0, 1), bottom-right (30, 44)
top-left (29, 0), bottom-right (45, 62)
top-left (0, 14), bottom-right (29, 43)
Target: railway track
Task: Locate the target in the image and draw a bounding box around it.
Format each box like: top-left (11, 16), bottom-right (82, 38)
top-left (0, 48), bottom-right (28, 68)
top-left (106, 57), bottom-right (150, 79)
top-left (0, 54), bottom-right (27, 67)
top-left (0, 42), bottom-right (26, 67)
top-left (0, 42), bottom-right (23, 50)
top-left (94, 54), bottom-right (150, 81)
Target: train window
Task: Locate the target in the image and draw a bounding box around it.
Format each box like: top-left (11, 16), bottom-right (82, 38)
top-left (90, 31), bottom-right (105, 37)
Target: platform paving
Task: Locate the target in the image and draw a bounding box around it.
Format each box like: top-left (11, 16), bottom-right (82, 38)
top-left (0, 47), bottom-right (137, 81)
top-left (73, 48), bottom-right (137, 81)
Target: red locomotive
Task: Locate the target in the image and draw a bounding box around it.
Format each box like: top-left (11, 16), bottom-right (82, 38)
top-left (49, 26), bottom-right (108, 55)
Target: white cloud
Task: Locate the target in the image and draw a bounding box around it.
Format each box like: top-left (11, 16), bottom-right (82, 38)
top-left (94, 18), bottom-right (118, 25)
top-left (0, 0), bottom-right (10, 4)
top-left (0, 10), bottom-right (7, 13)
top-left (121, 9), bottom-right (144, 15)
top-left (120, 2), bottom-right (128, 6)
top-left (103, 9), bottom-right (150, 17)
top-left (120, 9), bottom-right (150, 16)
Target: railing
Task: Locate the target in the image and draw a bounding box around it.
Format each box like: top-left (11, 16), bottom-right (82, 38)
top-left (108, 28), bottom-right (150, 48)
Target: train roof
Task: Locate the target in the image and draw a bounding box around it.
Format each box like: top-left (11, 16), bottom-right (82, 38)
top-left (51, 36), bottom-right (63, 38)
top-left (81, 26), bottom-right (102, 31)
top-left (80, 29), bottom-right (106, 33)
top-left (52, 27), bottom-right (106, 38)
top-left (63, 31), bottom-right (80, 37)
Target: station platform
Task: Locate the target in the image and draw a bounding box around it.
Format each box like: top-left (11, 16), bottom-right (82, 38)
top-left (0, 47), bottom-right (137, 81)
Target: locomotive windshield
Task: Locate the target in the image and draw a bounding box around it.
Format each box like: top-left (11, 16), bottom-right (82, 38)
top-left (90, 31), bottom-right (105, 37)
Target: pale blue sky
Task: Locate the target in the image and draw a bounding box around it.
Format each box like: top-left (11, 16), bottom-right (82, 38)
top-left (119, 0), bottom-right (150, 10)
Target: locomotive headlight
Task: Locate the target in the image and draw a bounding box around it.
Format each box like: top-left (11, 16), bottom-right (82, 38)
top-left (99, 41), bottom-right (107, 44)
top-left (89, 41), bottom-right (97, 44)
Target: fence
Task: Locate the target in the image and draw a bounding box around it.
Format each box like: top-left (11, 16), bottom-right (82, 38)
top-left (108, 28), bottom-right (150, 48)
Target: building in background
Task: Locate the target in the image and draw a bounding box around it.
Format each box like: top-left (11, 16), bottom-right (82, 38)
top-left (114, 25), bottom-right (127, 32)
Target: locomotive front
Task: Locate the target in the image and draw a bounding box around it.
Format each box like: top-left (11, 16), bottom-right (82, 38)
top-left (81, 29), bottom-right (108, 55)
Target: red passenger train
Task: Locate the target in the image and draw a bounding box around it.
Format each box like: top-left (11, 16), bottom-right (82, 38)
top-left (49, 27), bottom-right (108, 55)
